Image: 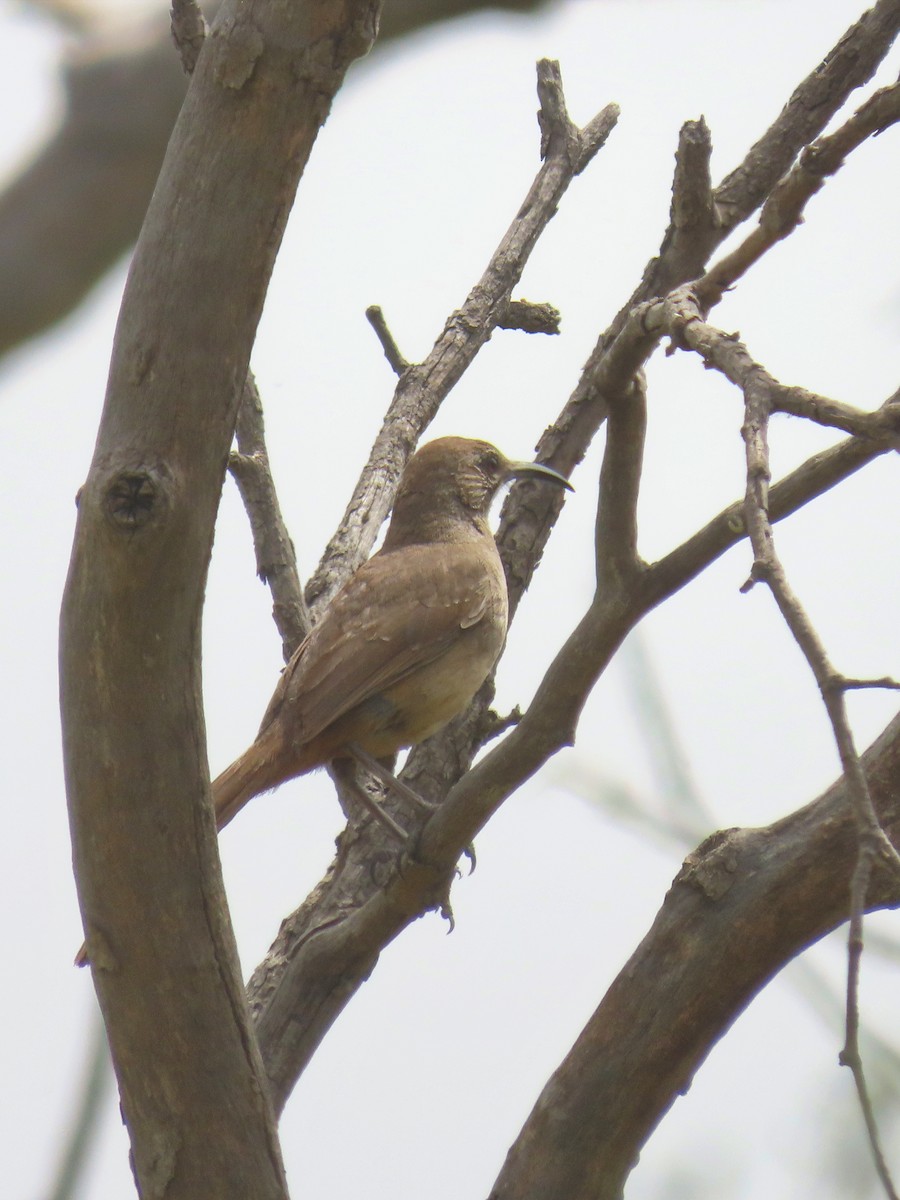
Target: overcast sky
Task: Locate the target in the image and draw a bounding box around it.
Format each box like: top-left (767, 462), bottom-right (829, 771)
top-left (2, 1), bottom-right (899, 1198)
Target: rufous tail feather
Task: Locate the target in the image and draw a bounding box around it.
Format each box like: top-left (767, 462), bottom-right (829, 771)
top-left (212, 725), bottom-right (287, 831)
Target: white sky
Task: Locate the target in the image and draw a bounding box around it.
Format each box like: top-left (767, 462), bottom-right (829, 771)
top-left (1, 1), bottom-right (899, 1198)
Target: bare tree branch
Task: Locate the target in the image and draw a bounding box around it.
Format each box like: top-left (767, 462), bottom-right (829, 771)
top-left (643, 284), bottom-right (900, 441)
top-left (639, 281), bottom-right (900, 1195)
top-left (713, 0), bottom-right (900, 222)
top-left (595, 370), bottom-right (647, 590)
top-left (229, 373), bottom-right (309, 659)
top-left (303, 66), bottom-right (617, 616)
top-left (487, 714), bottom-right (900, 1200)
top-left (365, 304), bottom-right (410, 375)
top-left (741, 369), bottom-right (900, 1200)
top-left (700, 77), bottom-right (900, 304)
top-left (495, 0), bottom-right (900, 623)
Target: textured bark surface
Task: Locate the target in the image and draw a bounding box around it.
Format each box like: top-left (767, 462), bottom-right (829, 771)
top-left (488, 714), bottom-right (900, 1200)
top-left (59, 2), bottom-right (380, 1196)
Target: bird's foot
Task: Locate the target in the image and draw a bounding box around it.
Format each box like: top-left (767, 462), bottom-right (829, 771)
top-left (332, 754), bottom-right (409, 841)
top-left (347, 743), bottom-right (438, 812)
top-left (344, 773), bottom-right (409, 842)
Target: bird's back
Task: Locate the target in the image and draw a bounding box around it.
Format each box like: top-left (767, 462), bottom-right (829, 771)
top-left (260, 538), bottom-right (508, 755)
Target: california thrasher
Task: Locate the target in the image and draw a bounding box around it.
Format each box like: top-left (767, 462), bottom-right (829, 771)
top-left (75, 437), bottom-right (570, 965)
top-left (211, 436), bottom-right (572, 831)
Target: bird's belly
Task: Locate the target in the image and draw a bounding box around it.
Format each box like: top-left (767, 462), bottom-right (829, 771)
top-left (349, 624), bottom-right (504, 755)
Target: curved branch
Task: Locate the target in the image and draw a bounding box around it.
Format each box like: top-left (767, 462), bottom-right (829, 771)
top-left (60, 1), bottom-right (381, 1194)
top-left (595, 370), bottom-right (647, 590)
top-left (488, 712), bottom-right (900, 1200)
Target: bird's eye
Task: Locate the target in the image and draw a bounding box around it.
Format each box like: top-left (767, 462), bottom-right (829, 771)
top-left (481, 450), bottom-right (500, 474)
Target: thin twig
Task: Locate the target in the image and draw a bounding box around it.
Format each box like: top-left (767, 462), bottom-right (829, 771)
top-left (365, 305), bottom-right (410, 375)
top-left (595, 371), bottom-right (647, 591)
top-left (228, 372), bottom-right (309, 659)
top-left (739, 362), bottom-right (900, 1200)
top-left (644, 284), bottom-right (900, 444)
top-left (303, 63), bottom-right (618, 617)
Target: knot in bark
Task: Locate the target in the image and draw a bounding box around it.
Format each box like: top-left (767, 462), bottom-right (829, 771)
top-left (103, 468), bottom-right (169, 531)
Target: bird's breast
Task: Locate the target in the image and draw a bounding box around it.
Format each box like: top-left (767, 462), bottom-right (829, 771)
top-left (352, 549), bottom-right (508, 753)
top-left (378, 612), bottom-right (506, 745)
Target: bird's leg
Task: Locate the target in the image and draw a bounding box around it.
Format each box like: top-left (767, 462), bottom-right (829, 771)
top-left (347, 743), bottom-right (439, 812)
top-left (349, 746), bottom-right (479, 873)
top-left (331, 756), bottom-right (409, 841)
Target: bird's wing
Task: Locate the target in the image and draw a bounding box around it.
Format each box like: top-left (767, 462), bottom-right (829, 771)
top-left (258, 541), bottom-right (505, 742)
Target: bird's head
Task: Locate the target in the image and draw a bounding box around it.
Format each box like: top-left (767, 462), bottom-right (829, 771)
top-left (384, 436), bottom-right (572, 548)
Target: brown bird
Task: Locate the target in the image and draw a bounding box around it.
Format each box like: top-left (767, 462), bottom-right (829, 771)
top-left (75, 438), bottom-right (570, 965)
top-left (211, 436), bottom-right (572, 832)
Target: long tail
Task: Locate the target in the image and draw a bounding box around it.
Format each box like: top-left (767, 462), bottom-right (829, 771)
top-left (212, 724), bottom-right (289, 831)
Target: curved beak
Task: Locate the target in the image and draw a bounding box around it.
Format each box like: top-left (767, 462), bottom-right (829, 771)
top-left (505, 459), bottom-right (574, 492)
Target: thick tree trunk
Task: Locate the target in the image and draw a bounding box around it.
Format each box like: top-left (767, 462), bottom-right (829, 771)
top-left (59, 2), bottom-right (380, 1195)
